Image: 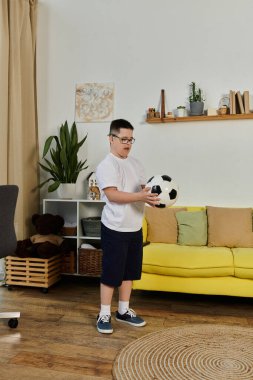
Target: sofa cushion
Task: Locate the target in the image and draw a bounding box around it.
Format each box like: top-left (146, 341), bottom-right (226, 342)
top-left (207, 206), bottom-right (253, 248)
top-left (176, 210), bottom-right (207, 246)
top-left (232, 248), bottom-right (253, 279)
top-left (145, 207), bottom-right (186, 243)
top-left (142, 243), bottom-right (234, 277)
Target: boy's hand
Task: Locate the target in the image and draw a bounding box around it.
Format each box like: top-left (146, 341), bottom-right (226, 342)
top-left (141, 187), bottom-right (160, 207)
top-left (103, 186), bottom-right (160, 205)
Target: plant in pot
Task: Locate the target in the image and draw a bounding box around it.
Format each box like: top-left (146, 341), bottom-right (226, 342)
top-left (176, 105), bottom-right (186, 117)
top-left (39, 121), bottom-right (88, 198)
top-left (189, 82), bottom-right (205, 116)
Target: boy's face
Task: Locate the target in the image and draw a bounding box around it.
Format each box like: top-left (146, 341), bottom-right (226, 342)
top-left (109, 128), bottom-right (134, 159)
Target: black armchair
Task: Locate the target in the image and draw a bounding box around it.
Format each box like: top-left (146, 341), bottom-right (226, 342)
top-left (0, 185), bottom-right (20, 328)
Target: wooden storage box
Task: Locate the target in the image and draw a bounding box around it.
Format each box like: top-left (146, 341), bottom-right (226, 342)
top-left (79, 248), bottom-right (102, 277)
top-left (61, 226), bottom-right (77, 236)
top-left (61, 251), bottom-right (76, 274)
top-left (5, 255), bottom-right (62, 290)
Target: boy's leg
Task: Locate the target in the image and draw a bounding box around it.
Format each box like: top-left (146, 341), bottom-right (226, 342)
top-left (97, 283), bottom-right (114, 334)
top-left (117, 282), bottom-right (146, 327)
top-left (100, 282), bottom-right (114, 307)
top-left (116, 281), bottom-right (146, 326)
top-left (118, 280), bottom-right (132, 314)
top-left (115, 230), bottom-right (146, 327)
top-left (118, 280), bottom-right (132, 301)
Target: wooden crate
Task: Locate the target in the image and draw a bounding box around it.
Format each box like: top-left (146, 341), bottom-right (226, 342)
top-left (61, 251), bottom-right (76, 274)
top-left (5, 255), bottom-right (62, 290)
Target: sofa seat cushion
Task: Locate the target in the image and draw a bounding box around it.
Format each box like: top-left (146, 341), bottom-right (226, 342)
top-left (142, 243), bottom-right (234, 277)
top-left (232, 248), bottom-right (253, 279)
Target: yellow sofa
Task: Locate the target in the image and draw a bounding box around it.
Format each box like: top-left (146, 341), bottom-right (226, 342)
top-left (133, 206), bottom-right (253, 297)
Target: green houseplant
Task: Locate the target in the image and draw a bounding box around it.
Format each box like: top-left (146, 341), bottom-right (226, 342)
top-left (189, 82), bottom-right (205, 116)
top-left (39, 121), bottom-right (88, 193)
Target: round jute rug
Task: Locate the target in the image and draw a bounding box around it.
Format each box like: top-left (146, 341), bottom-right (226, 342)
top-left (113, 324), bottom-right (253, 380)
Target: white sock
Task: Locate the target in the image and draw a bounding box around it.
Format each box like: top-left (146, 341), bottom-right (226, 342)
top-left (118, 301), bottom-right (129, 315)
top-left (99, 304), bottom-right (111, 317)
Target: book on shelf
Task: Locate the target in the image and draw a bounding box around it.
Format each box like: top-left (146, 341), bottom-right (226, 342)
top-left (236, 91), bottom-right (245, 114)
top-left (243, 90), bottom-right (250, 114)
top-left (229, 90), bottom-right (236, 114)
top-left (229, 90), bottom-right (233, 114)
top-left (235, 93), bottom-right (240, 114)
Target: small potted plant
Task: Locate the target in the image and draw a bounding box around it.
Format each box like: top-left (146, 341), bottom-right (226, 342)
top-left (189, 81), bottom-right (205, 116)
top-left (177, 106), bottom-right (186, 117)
top-left (39, 121), bottom-right (88, 198)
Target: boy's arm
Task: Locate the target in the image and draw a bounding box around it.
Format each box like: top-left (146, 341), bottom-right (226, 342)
top-left (103, 187), bottom-right (159, 207)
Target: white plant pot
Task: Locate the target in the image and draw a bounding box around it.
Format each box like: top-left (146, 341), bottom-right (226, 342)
top-left (58, 183), bottom-right (76, 199)
top-left (177, 108), bottom-right (186, 117)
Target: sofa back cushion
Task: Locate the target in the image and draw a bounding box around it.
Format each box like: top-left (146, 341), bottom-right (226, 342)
top-left (176, 210), bottom-right (208, 246)
top-left (145, 207), bottom-right (186, 243)
top-left (207, 206), bottom-right (253, 248)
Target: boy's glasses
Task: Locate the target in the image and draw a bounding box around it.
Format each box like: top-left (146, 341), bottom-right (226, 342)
top-left (110, 134), bottom-right (135, 144)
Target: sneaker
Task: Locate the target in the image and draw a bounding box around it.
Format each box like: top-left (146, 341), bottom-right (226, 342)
top-left (96, 314), bottom-right (113, 334)
top-left (115, 308), bottom-right (146, 327)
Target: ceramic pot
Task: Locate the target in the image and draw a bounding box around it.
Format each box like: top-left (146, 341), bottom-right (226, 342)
top-left (177, 108), bottom-right (186, 117)
top-left (190, 101), bottom-right (204, 116)
top-left (58, 183), bottom-right (76, 199)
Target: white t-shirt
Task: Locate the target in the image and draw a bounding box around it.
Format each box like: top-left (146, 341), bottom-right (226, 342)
top-left (96, 153), bottom-right (146, 232)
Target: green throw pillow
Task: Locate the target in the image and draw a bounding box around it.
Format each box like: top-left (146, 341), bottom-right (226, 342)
top-left (176, 210), bottom-right (207, 246)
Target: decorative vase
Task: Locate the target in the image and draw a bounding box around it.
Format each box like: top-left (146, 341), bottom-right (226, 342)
top-left (58, 183), bottom-right (76, 199)
top-left (190, 101), bottom-right (204, 116)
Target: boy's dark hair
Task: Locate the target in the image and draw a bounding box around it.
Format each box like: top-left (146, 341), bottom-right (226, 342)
top-left (109, 119), bottom-right (134, 135)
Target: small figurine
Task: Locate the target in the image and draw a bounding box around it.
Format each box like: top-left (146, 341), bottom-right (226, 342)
top-left (87, 172), bottom-right (101, 200)
top-left (89, 184), bottom-right (100, 200)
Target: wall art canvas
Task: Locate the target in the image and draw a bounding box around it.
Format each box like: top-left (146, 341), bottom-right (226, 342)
top-left (75, 82), bottom-right (114, 122)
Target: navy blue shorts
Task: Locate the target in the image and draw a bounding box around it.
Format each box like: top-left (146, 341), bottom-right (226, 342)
top-left (100, 223), bottom-right (143, 287)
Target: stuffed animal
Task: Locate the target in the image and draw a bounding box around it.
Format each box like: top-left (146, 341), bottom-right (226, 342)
top-left (15, 213), bottom-right (71, 259)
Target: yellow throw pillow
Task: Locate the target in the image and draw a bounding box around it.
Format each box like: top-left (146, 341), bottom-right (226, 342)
top-left (145, 206), bottom-right (186, 243)
top-left (207, 206), bottom-right (253, 248)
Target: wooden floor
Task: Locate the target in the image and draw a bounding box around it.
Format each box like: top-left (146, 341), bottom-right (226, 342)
top-left (1, 276), bottom-right (253, 379)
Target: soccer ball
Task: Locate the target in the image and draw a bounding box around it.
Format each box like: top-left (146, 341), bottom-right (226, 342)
top-left (146, 174), bottom-right (179, 208)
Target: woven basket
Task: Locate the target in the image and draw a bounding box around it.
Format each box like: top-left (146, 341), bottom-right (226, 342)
top-left (218, 106), bottom-right (227, 115)
top-left (79, 248), bottom-right (102, 276)
top-left (81, 217), bottom-right (101, 237)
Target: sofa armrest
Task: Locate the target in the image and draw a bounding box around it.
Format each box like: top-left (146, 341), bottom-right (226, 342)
top-left (142, 217), bottom-right (148, 243)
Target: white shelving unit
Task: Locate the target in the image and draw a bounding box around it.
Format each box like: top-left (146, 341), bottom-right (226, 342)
top-left (43, 199), bottom-right (105, 274)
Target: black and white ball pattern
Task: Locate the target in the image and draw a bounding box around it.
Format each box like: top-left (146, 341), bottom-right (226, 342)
top-left (146, 174), bottom-right (178, 208)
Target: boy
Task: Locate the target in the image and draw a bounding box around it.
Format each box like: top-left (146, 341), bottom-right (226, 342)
top-left (95, 119), bottom-right (159, 334)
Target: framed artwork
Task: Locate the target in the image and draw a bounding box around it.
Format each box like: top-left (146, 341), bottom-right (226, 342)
top-left (75, 82), bottom-right (114, 122)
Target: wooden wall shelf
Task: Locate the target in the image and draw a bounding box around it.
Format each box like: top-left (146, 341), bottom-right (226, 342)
top-left (146, 113), bottom-right (253, 123)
